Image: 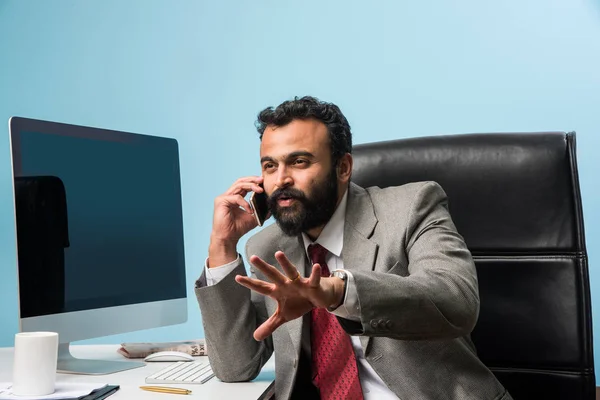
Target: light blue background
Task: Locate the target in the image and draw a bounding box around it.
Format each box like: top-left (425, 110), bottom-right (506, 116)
top-left (1, 0), bottom-right (599, 377)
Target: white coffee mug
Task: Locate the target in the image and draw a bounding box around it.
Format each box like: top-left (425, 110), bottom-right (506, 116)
top-left (12, 332), bottom-right (59, 396)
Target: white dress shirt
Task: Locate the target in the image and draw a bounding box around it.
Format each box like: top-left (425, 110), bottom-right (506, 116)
top-left (204, 190), bottom-right (399, 399)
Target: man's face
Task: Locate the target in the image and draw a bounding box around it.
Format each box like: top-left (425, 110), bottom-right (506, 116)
top-left (260, 119), bottom-right (340, 237)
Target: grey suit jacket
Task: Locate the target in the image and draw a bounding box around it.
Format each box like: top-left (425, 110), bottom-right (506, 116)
top-left (196, 181), bottom-right (512, 400)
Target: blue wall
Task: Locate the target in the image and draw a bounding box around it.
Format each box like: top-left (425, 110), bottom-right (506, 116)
top-left (1, 0), bottom-right (599, 375)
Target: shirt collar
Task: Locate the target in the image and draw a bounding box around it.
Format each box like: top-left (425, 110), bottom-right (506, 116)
top-left (301, 188), bottom-right (348, 258)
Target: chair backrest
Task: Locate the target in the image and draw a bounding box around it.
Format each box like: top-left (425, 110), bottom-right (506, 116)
top-left (351, 132), bottom-right (595, 400)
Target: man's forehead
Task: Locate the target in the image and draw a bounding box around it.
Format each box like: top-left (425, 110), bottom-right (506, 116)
top-left (260, 120), bottom-right (329, 157)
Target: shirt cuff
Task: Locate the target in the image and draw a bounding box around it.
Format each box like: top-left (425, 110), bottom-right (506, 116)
top-left (204, 255), bottom-right (240, 286)
top-left (329, 269), bottom-right (361, 321)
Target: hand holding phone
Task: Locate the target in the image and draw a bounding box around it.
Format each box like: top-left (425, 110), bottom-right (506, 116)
top-left (250, 190), bottom-right (269, 226)
top-left (209, 176), bottom-right (264, 268)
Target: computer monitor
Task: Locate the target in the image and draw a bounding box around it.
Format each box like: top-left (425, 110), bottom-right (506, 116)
top-left (8, 117), bottom-right (188, 375)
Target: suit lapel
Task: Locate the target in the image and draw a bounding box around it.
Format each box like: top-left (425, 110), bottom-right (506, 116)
top-left (278, 235), bottom-right (307, 355)
top-left (342, 183), bottom-right (379, 351)
top-left (342, 183), bottom-right (378, 273)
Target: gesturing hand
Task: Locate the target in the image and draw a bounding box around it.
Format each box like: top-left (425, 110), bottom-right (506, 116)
top-left (235, 251), bottom-right (344, 341)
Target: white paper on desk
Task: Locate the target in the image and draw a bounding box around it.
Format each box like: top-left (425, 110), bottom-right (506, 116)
top-left (0, 382), bottom-right (106, 400)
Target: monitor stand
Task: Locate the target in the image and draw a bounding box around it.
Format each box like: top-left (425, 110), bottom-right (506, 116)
top-left (57, 342), bottom-right (145, 375)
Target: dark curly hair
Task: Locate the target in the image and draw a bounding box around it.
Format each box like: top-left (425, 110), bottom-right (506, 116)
top-left (255, 96), bottom-right (352, 165)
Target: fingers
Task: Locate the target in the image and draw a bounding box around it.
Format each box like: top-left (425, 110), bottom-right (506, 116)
top-left (249, 255), bottom-right (287, 285)
top-left (225, 177), bottom-right (264, 197)
top-left (218, 194), bottom-right (253, 214)
top-left (235, 275), bottom-right (273, 296)
top-left (308, 264), bottom-right (322, 288)
top-left (247, 252), bottom-right (303, 284)
top-left (275, 251), bottom-right (301, 281)
top-left (254, 313), bottom-right (283, 341)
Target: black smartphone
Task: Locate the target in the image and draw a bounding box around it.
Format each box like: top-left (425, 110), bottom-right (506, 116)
top-left (250, 189), bottom-right (269, 226)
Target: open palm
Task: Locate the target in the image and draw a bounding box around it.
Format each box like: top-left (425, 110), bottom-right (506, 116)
top-left (235, 251), bottom-right (338, 341)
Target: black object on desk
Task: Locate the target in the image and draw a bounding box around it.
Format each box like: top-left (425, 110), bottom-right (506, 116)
top-left (80, 385), bottom-right (120, 400)
top-left (53, 385), bottom-right (120, 400)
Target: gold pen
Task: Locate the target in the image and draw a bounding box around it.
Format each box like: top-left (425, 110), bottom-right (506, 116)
top-left (139, 386), bottom-right (192, 395)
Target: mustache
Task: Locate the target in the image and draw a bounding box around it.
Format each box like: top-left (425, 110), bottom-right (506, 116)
top-left (269, 187), bottom-right (308, 203)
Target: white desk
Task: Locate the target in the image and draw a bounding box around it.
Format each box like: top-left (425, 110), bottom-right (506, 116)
top-left (0, 345), bottom-right (275, 399)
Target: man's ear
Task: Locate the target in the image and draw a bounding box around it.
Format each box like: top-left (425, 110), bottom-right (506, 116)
top-left (337, 153), bottom-right (353, 183)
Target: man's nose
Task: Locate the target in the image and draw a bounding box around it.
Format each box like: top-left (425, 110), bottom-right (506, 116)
top-left (275, 166), bottom-right (293, 189)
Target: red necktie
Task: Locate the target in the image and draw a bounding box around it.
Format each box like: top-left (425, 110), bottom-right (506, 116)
top-left (308, 243), bottom-right (364, 400)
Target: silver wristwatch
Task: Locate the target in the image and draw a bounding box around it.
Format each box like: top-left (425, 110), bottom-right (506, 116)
top-left (328, 269), bottom-right (348, 311)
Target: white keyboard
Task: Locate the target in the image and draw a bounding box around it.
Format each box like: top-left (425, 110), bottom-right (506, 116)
top-left (145, 361), bottom-right (215, 385)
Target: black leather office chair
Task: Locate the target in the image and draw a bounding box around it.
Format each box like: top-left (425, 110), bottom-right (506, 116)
top-left (351, 132), bottom-right (595, 400)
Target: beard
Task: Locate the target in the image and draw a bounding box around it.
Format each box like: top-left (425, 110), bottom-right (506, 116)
top-left (267, 167), bottom-right (339, 237)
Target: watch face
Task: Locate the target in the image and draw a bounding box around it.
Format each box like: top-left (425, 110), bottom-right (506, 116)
top-left (333, 271), bottom-right (347, 280)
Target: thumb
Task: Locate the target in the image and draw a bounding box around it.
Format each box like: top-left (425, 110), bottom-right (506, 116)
top-left (254, 313), bottom-right (283, 341)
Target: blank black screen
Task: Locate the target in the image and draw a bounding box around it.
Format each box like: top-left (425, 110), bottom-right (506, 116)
top-left (10, 118), bottom-right (186, 318)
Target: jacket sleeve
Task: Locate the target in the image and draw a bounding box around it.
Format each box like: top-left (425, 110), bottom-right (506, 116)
top-left (195, 256), bottom-right (273, 381)
top-left (339, 181), bottom-right (480, 340)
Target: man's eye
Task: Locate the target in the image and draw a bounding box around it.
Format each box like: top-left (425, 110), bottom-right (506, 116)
top-left (294, 159), bottom-right (307, 165)
top-left (263, 163), bottom-right (275, 171)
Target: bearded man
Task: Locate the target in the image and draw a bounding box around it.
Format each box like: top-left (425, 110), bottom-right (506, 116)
top-left (195, 96), bottom-right (512, 400)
